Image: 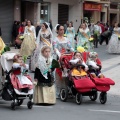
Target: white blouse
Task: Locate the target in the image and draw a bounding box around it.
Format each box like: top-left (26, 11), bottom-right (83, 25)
top-left (24, 25), bottom-right (36, 39)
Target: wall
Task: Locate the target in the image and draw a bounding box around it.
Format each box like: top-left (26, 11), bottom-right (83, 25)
top-left (69, 3), bottom-right (82, 32)
top-left (14, 0), bottom-right (21, 21)
top-left (0, 0), bottom-right (14, 43)
top-left (44, 0), bottom-right (81, 32)
top-left (109, 9), bottom-right (119, 25)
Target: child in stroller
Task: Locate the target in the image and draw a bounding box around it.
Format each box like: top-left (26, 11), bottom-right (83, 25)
top-left (69, 52), bottom-right (88, 78)
top-left (59, 52), bottom-right (97, 105)
top-left (86, 52), bottom-right (104, 78)
top-left (11, 54), bottom-right (33, 93)
top-left (0, 54), bottom-right (33, 110)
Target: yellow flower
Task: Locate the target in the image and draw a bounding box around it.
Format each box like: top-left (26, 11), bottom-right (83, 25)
top-left (77, 46), bottom-right (85, 53)
top-left (118, 36), bottom-right (120, 40)
top-left (19, 36), bottom-right (24, 39)
top-left (89, 37), bottom-right (94, 42)
top-left (64, 34), bottom-right (67, 37)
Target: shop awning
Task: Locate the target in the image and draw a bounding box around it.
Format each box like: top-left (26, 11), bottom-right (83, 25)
top-left (22, 0), bottom-right (43, 2)
top-left (84, 3), bottom-right (102, 11)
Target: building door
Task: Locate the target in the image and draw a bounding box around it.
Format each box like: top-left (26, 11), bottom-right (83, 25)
top-left (101, 12), bottom-right (105, 23)
top-left (110, 13), bottom-right (117, 26)
top-left (84, 11), bottom-right (93, 23)
top-left (21, 1), bottom-right (36, 23)
top-left (0, 0), bottom-right (14, 44)
top-left (58, 4), bottom-right (69, 25)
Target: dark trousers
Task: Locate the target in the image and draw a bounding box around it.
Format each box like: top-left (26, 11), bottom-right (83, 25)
top-left (93, 34), bottom-right (98, 48)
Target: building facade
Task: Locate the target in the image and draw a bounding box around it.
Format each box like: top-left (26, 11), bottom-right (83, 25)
top-left (1, 0), bottom-right (120, 43)
top-left (0, 0), bottom-right (43, 43)
top-left (0, 0), bottom-right (14, 44)
top-left (0, 0), bottom-right (83, 43)
top-left (109, 0), bottom-right (120, 26)
top-left (83, 0), bottom-right (110, 24)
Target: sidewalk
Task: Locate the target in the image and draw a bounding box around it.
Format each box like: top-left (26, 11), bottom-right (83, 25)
top-left (102, 56), bottom-right (120, 96)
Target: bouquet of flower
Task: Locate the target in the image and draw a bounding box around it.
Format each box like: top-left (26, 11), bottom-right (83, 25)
top-left (1, 46), bottom-right (10, 55)
top-left (118, 36), bottom-right (120, 40)
top-left (19, 35), bottom-right (24, 41)
top-left (64, 34), bottom-right (67, 37)
top-left (43, 59), bottom-right (60, 75)
top-left (23, 55), bottom-right (27, 63)
top-left (89, 37), bottom-right (94, 42)
top-left (77, 46), bottom-right (85, 53)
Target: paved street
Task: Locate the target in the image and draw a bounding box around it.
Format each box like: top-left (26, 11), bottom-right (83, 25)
top-left (0, 43), bottom-right (120, 120)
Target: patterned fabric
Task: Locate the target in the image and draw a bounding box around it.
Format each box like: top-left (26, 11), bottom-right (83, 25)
top-left (30, 29), bottom-right (53, 71)
top-left (77, 28), bottom-right (92, 51)
top-left (53, 37), bottom-right (73, 54)
top-left (20, 34), bottom-right (36, 56)
top-left (24, 26), bottom-right (36, 39)
top-left (65, 27), bottom-right (75, 49)
top-left (37, 54), bottom-right (52, 79)
top-left (108, 27), bottom-right (120, 53)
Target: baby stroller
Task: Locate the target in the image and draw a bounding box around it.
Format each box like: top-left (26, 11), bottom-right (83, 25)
top-left (0, 52), bottom-right (33, 110)
top-left (58, 53), bottom-right (97, 105)
top-left (82, 52), bottom-right (115, 104)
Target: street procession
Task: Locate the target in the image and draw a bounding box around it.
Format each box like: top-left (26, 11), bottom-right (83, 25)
top-left (0, 0), bottom-right (120, 120)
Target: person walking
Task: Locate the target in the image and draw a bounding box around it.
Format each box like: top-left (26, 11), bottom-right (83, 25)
top-left (93, 21), bottom-right (102, 48)
top-left (53, 24), bottom-right (74, 98)
top-left (30, 22), bottom-right (53, 71)
top-left (36, 22), bottom-right (41, 38)
top-left (20, 20), bottom-right (36, 57)
top-left (65, 22), bottom-right (75, 49)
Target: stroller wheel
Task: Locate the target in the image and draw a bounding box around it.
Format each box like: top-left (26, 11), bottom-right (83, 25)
top-left (27, 101), bottom-right (33, 109)
top-left (11, 102), bottom-right (16, 110)
top-left (17, 99), bottom-right (24, 106)
top-left (75, 93), bottom-right (82, 105)
top-left (60, 88), bottom-right (68, 102)
top-left (99, 92), bottom-right (107, 104)
top-left (89, 92), bottom-right (98, 101)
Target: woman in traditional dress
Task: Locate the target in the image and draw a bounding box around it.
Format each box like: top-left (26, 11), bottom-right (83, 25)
top-left (65, 22), bottom-right (75, 49)
top-left (77, 23), bottom-right (91, 51)
top-left (20, 20), bottom-right (36, 57)
top-left (108, 23), bottom-right (120, 53)
top-left (30, 23), bottom-right (53, 71)
top-left (53, 24), bottom-right (74, 98)
top-left (33, 46), bottom-right (56, 104)
top-left (0, 27), bottom-right (5, 55)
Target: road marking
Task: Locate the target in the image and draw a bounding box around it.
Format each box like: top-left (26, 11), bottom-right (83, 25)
top-left (89, 109), bottom-right (120, 113)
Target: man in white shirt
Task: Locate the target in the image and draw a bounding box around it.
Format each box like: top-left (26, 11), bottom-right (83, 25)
top-left (93, 21), bottom-right (102, 48)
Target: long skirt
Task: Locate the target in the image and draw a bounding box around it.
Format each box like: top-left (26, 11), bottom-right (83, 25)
top-left (33, 84), bottom-right (56, 104)
top-left (55, 72), bottom-right (67, 97)
top-left (0, 37), bottom-right (5, 54)
top-left (66, 34), bottom-right (75, 49)
top-left (108, 34), bottom-right (120, 53)
top-left (20, 34), bottom-right (36, 57)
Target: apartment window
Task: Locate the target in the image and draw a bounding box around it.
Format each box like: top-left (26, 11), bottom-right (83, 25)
top-left (40, 3), bottom-right (50, 23)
